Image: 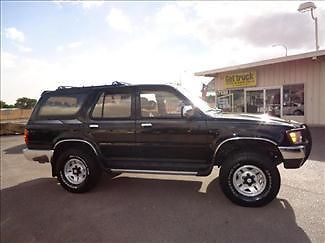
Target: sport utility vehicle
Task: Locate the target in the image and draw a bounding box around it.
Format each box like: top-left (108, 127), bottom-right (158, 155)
top-left (23, 82), bottom-right (312, 207)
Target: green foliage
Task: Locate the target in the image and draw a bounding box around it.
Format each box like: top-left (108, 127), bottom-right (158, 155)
top-left (0, 100), bottom-right (15, 108)
top-left (0, 100), bottom-right (5, 108)
top-left (14, 97), bottom-right (37, 109)
top-left (1, 98), bottom-right (37, 109)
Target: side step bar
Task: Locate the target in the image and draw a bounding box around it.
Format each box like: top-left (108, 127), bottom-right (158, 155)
top-left (110, 169), bottom-right (198, 176)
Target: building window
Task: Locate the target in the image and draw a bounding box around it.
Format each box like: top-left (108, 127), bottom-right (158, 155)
top-left (216, 90), bottom-right (231, 112)
top-left (265, 88), bottom-right (281, 117)
top-left (216, 89), bottom-right (244, 113)
top-left (230, 89), bottom-right (244, 112)
top-left (283, 84), bottom-right (304, 116)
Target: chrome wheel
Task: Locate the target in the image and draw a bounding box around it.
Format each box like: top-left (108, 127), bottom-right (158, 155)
top-left (232, 165), bottom-right (267, 197)
top-left (63, 157), bottom-right (88, 185)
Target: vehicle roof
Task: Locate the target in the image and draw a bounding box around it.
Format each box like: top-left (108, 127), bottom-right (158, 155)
top-left (41, 82), bottom-right (176, 96)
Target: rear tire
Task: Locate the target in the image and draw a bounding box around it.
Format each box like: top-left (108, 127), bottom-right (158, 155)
top-left (57, 149), bottom-right (102, 193)
top-left (219, 152), bottom-right (280, 207)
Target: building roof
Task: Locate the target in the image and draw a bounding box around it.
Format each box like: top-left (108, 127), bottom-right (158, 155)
top-left (195, 50), bottom-right (325, 77)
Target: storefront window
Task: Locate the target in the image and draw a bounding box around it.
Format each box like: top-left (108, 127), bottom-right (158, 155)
top-left (265, 89), bottom-right (281, 117)
top-left (230, 89), bottom-right (244, 112)
top-left (283, 84), bottom-right (304, 116)
top-left (216, 90), bottom-right (231, 112)
top-left (216, 89), bottom-right (244, 112)
top-left (246, 90), bottom-right (264, 114)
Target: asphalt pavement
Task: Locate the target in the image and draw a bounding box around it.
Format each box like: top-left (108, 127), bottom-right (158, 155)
top-left (1, 128), bottom-right (324, 243)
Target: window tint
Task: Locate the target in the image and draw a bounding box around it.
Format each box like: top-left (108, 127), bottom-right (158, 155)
top-left (140, 91), bottom-right (183, 118)
top-left (92, 94), bottom-right (104, 118)
top-left (38, 94), bottom-right (86, 116)
top-left (92, 93), bottom-right (131, 118)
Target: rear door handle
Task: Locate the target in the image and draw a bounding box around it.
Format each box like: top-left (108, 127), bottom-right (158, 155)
top-left (89, 124), bottom-right (99, 128)
top-left (141, 123), bottom-right (152, 128)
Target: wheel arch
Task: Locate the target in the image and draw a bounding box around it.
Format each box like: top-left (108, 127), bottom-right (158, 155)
top-left (213, 137), bottom-right (283, 166)
top-left (51, 139), bottom-right (102, 176)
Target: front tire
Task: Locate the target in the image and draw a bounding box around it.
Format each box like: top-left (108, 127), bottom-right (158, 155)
top-left (57, 149), bottom-right (102, 193)
top-left (219, 152), bottom-right (280, 207)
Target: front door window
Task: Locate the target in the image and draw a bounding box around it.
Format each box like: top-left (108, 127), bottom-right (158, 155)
top-left (140, 91), bottom-right (183, 118)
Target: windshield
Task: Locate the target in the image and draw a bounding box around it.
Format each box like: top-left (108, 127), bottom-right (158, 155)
top-left (176, 86), bottom-right (221, 113)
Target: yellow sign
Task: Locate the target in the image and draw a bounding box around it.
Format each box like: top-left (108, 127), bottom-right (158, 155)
top-left (224, 71), bottom-right (256, 88)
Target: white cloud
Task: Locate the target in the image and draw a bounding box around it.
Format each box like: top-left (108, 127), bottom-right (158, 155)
top-left (56, 45), bottom-right (64, 52)
top-left (1, 52), bottom-right (18, 69)
top-left (16, 44), bottom-right (32, 53)
top-left (52, 0), bottom-right (63, 8)
top-left (56, 41), bottom-right (83, 52)
top-left (3, 1), bottom-right (325, 104)
top-left (106, 8), bottom-right (132, 33)
top-left (154, 4), bottom-right (188, 32)
top-left (1, 52), bottom-right (62, 103)
top-left (1, 41), bottom-right (205, 103)
top-left (144, 1), bottom-right (325, 67)
top-left (4, 27), bottom-right (25, 42)
top-left (67, 41), bottom-right (83, 48)
top-left (53, 0), bottom-right (104, 9)
top-left (81, 0), bottom-right (104, 9)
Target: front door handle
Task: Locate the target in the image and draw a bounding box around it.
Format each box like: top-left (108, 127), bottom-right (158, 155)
top-left (89, 124), bottom-right (99, 128)
top-left (141, 123), bottom-right (152, 128)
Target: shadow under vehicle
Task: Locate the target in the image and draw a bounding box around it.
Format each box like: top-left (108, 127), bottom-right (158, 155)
top-left (1, 175), bottom-right (311, 242)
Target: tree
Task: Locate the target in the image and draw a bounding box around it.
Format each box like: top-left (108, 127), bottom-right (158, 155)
top-left (0, 100), bottom-right (6, 108)
top-left (15, 97), bottom-right (37, 109)
top-left (0, 100), bottom-right (15, 108)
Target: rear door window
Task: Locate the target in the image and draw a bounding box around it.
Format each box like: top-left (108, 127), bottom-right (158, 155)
top-left (37, 93), bottom-right (86, 117)
top-left (92, 93), bottom-right (132, 119)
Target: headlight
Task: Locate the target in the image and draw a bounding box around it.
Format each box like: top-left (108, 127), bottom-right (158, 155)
top-left (288, 130), bottom-right (303, 144)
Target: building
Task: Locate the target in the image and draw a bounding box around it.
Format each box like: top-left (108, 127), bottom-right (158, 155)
top-left (195, 50), bottom-right (325, 126)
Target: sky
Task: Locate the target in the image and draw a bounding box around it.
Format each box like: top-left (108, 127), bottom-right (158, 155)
top-left (1, 0), bottom-right (325, 104)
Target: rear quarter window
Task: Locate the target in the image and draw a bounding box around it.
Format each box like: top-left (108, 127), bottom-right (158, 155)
top-left (37, 93), bottom-right (87, 117)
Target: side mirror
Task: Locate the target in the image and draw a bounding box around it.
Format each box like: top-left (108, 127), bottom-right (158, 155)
top-left (182, 105), bottom-right (195, 119)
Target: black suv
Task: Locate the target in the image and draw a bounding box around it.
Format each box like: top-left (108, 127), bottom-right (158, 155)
top-left (23, 82), bottom-right (312, 207)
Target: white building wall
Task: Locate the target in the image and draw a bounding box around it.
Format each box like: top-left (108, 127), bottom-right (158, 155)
top-left (214, 56), bottom-right (325, 126)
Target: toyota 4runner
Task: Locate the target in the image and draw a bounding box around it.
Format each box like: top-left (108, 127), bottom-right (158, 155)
top-left (23, 82), bottom-right (312, 207)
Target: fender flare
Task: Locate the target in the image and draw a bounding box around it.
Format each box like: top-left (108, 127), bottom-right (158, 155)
top-left (51, 139), bottom-right (102, 176)
top-left (53, 139), bottom-right (99, 155)
top-left (212, 137), bottom-right (278, 162)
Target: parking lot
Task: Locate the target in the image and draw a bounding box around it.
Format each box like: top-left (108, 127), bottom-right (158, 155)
top-left (1, 128), bottom-right (324, 243)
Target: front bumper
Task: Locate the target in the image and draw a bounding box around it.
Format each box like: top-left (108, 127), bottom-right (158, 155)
top-left (278, 145), bottom-right (306, 169)
top-left (23, 148), bottom-right (53, 163)
top-left (279, 124), bottom-right (312, 169)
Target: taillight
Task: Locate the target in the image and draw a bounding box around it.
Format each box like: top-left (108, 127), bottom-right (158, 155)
top-left (24, 128), bottom-right (29, 144)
